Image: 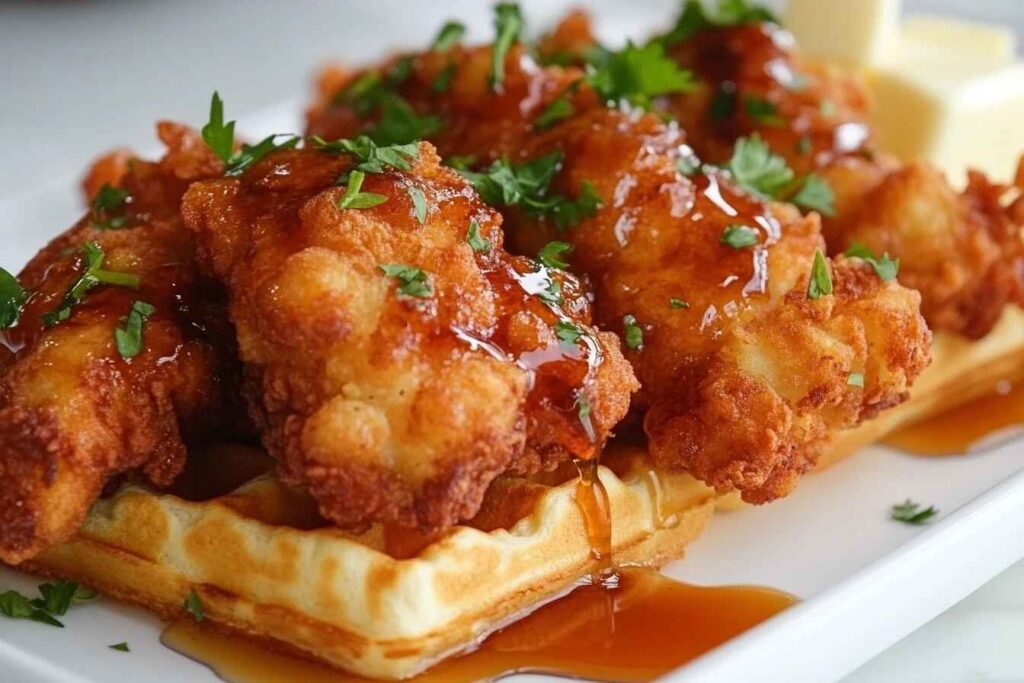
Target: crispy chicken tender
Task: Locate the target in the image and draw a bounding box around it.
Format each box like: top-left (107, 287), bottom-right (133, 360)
top-left (307, 41), bottom-right (931, 502)
top-left (657, 14), bottom-right (1024, 338)
top-left (0, 123), bottom-right (241, 564)
top-left (182, 142), bottom-right (636, 530)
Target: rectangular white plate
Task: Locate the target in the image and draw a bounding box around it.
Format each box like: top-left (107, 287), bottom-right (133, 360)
top-left (3, 65), bottom-right (1024, 683)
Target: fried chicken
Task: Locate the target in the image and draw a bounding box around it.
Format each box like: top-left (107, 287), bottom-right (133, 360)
top-left (655, 9), bottom-right (1024, 338)
top-left (0, 123), bottom-right (241, 564)
top-left (306, 37), bottom-right (931, 503)
top-left (181, 141), bottom-right (636, 530)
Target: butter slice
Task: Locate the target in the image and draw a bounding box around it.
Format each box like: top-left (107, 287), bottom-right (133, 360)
top-left (871, 37), bottom-right (1024, 183)
top-left (901, 16), bottom-right (1017, 63)
top-left (785, 0), bottom-right (901, 66)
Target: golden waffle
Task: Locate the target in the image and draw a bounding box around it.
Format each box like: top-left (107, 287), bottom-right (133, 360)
top-left (22, 443), bottom-right (716, 680)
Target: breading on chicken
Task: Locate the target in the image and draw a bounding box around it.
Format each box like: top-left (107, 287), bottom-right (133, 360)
top-left (306, 36), bottom-right (931, 503)
top-left (181, 141), bottom-right (637, 530)
top-left (654, 6), bottom-right (1024, 338)
top-left (0, 123), bottom-right (242, 564)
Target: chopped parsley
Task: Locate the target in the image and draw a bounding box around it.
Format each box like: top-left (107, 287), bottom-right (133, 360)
top-left (670, 297), bottom-right (690, 309)
top-left (114, 300), bottom-right (156, 359)
top-left (820, 99), bottom-right (837, 117)
top-left (407, 186), bottom-right (428, 223)
top-left (796, 136), bottom-right (813, 156)
top-left (721, 224), bottom-right (760, 249)
top-left (0, 579), bottom-right (97, 628)
top-left (588, 41), bottom-right (696, 108)
top-left (844, 243), bottom-right (900, 282)
top-left (535, 271), bottom-right (564, 306)
top-left (380, 263), bottom-right (433, 298)
top-left (847, 372), bottom-right (865, 388)
top-left (311, 135), bottom-right (419, 173)
top-left (90, 184), bottom-right (132, 230)
top-left (576, 392), bottom-right (595, 440)
top-left (556, 320), bottom-right (584, 344)
top-left (109, 642), bottom-right (130, 652)
top-left (202, 92), bottom-right (298, 176)
top-left (807, 249), bottom-right (833, 300)
top-left (43, 243), bottom-right (140, 327)
top-left (490, 3), bottom-right (524, 91)
top-left (432, 21), bottom-right (466, 51)
top-left (538, 241), bottom-right (572, 269)
top-left (460, 153), bottom-right (601, 230)
top-left (658, 0), bottom-right (778, 46)
top-left (337, 170), bottom-right (388, 210)
top-left (709, 85), bottom-right (737, 123)
top-left (333, 75), bottom-right (441, 145)
top-left (432, 63), bottom-right (458, 94)
top-left (677, 155), bottom-right (700, 177)
top-left (791, 173), bottom-right (836, 216)
top-left (466, 220), bottom-right (492, 253)
top-left (534, 85), bottom-right (578, 131)
top-left (891, 500), bottom-right (938, 525)
top-left (0, 268), bottom-right (27, 329)
top-left (623, 315), bottom-right (644, 350)
top-left (183, 589), bottom-right (205, 622)
top-left (743, 94), bottom-right (783, 126)
top-left (726, 134), bottom-right (794, 198)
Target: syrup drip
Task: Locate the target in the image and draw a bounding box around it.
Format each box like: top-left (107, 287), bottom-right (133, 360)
top-left (573, 458), bottom-right (615, 584)
top-left (884, 381), bottom-right (1024, 456)
top-left (161, 568), bottom-right (796, 683)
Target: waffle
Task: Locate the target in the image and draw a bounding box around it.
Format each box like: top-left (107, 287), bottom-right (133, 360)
top-left (22, 442), bottom-right (716, 680)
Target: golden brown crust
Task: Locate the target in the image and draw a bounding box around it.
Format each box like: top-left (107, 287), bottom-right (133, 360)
top-left (0, 124), bottom-right (243, 564)
top-left (182, 142), bottom-right (636, 530)
top-left (306, 41), bottom-right (931, 503)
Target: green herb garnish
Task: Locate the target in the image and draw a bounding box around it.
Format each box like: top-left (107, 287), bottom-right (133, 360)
top-left (658, 0), bottom-right (778, 46)
top-left (490, 3), bottom-right (524, 91)
top-left (538, 241), bottom-right (572, 269)
top-left (311, 135), bottom-right (419, 173)
top-left (407, 186), bottom-right (427, 223)
top-left (432, 21), bottom-right (466, 51)
top-left (466, 220), bottom-right (492, 253)
top-left (432, 63), bottom-right (458, 94)
top-left (337, 170), bottom-right (388, 210)
top-left (847, 372), bottom-right (865, 387)
top-left (744, 94), bottom-right (784, 126)
top-left (844, 243), bottom-right (900, 281)
top-left (43, 243), bottom-right (140, 327)
top-left (0, 579), bottom-right (97, 628)
top-left (183, 589), bottom-right (205, 622)
top-left (202, 92), bottom-right (298, 176)
top-left (670, 298), bottom-right (690, 309)
top-left (891, 500), bottom-right (938, 525)
top-left (0, 268), bottom-right (27, 329)
top-left (623, 314), bottom-right (644, 350)
top-left (90, 184), bottom-right (132, 230)
top-left (588, 41), bottom-right (696, 108)
top-left (556, 320), bottom-right (584, 344)
top-left (535, 80), bottom-right (582, 131)
top-left (721, 225), bottom-right (760, 249)
top-left (114, 300), bottom-right (156, 359)
top-left (807, 249), bottom-right (833, 300)
top-left (380, 264), bottom-right (433, 298)
top-left (726, 134), bottom-right (794, 198)
top-left (109, 642), bottom-right (130, 652)
top-left (791, 173), bottom-right (836, 216)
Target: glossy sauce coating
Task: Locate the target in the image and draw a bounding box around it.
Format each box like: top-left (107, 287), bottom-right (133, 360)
top-left (162, 568), bottom-right (797, 683)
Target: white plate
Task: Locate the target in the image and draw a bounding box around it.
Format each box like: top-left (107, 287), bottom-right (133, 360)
top-left (3, 63), bottom-right (1024, 683)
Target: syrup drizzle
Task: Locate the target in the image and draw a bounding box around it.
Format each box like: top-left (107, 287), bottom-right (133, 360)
top-left (573, 457), bottom-right (615, 584)
top-left (885, 381), bottom-right (1024, 456)
top-left (161, 568), bottom-right (797, 683)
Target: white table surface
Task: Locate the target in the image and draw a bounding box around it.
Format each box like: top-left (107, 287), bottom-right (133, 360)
top-left (2, 1), bottom-right (1022, 681)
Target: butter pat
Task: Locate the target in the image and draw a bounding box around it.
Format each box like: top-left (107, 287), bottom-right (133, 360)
top-left (901, 15), bottom-right (1016, 64)
top-left (785, 0), bottom-right (901, 66)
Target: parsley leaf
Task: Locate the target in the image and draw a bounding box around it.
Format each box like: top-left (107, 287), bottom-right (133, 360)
top-left (807, 249), bottom-right (833, 300)
top-left (490, 3), bottom-right (524, 91)
top-left (658, 0), bottom-right (778, 46)
top-left (202, 91), bottom-right (235, 164)
top-left (576, 392), bottom-right (595, 440)
top-left (0, 268), bottom-right (27, 329)
top-left (743, 94), bottom-right (784, 126)
top-left (792, 173), bottom-right (836, 216)
top-left (225, 134), bottom-right (300, 177)
top-left (380, 264), bottom-right (433, 298)
top-left (33, 580), bottom-right (95, 616)
top-left (535, 80), bottom-right (581, 131)
top-left (183, 589), bottom-right (205, 622)
top-left (114, 300), bottom-right (156, 359)
top-left (721, 224), bottom-right (760, 249)
top-left (337, 170), bottom-right (388, 210)
top-left (538, 241), bottom-right (572, 269)
top-left (91, 184), bottom-right (133, 230)
top-left (891, 500), bottom-right (938, 525)
top-left (717, 0), bottom-right (779, 26)
top-left (844, 243), bottom-right (900, 282)
top-left (589, 41), bottom-right (696, 108)
top-left (623, 314), bottom-right (644, 350)
top-left (556, 320), bottom-right (584, 344)
top-left (709, 85), bottom-right (737, 122)
top-left (549, 181), bottom-right (602, 230)
top-left (796, 136), bottom-right (813, 155)
top-left (311, 135), bottom-right (419, 173)
top-left (370, 96), bottom-right (442, 146)
top-left (670, 297), bottom-right (690, 309)
top-left (432, 63), bottom-right (458, 94)
top-left (109, 642), bottom-right (130, 652)
top-left (0, 590), bottom-right (63, 628)
top-left (432, 21), bottom-right (466, 52)
top-left (43, 243), bottom-right (141, 327)
top-left (407, 186), bottom-right (427, 224)
top-left (847, 372), bottom-right (865, 387)
top-left (726, 134), bottom-right (794, 198)
top-left (534, 270), bottom-right (564, 306)
top-left (466, 220), bottom-right (492, 253)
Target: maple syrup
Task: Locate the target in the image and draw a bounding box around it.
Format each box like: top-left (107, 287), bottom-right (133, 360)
top-left (573, 457), bottom-right (615, 583)
top-left (884, 381), bottom-right (1024, 456)
top-left (162, 568), bottom-right (796, 683)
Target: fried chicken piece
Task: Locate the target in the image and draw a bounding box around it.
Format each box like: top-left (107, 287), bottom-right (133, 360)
top-left (306, 39), bottom-right (931, 502)
top-left (0, 123), bottom-right (241, 564)
top-left (656, 13), bottom-right (1024, 338)
top-left (181, 142), bottom-right (636, 530)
